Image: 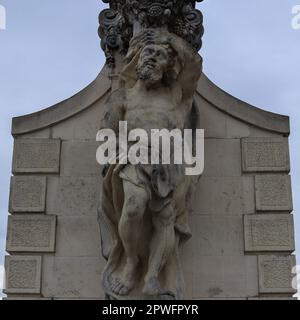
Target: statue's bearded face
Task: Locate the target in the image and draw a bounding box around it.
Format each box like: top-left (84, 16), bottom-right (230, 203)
top-left (136, 45), bottom-right (169, 86)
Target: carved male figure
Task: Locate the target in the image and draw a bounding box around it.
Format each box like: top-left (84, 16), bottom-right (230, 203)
top-left (98, 30), bottom-right (202, 299)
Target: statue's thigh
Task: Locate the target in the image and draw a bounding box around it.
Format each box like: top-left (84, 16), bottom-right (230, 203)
top-left (122, 180), bottom-right (149, 218)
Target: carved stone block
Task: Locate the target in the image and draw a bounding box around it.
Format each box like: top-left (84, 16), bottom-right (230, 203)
top-left (4, 256), bottom-right (42, 294)
top-left (244, 214), bottom-right (295, 252)
top-left (242, 138), bottom-right (290, 172)
top-left (258, 255), bottom-right (296, 294)
top-left (6, 215), bottom-right (57, 253)
top-left (9, 176), bottom-right (47, 213)
top-left (13, 139), bottom-right (61, 173)
top-left (255, 175), bottom-right (293, 212)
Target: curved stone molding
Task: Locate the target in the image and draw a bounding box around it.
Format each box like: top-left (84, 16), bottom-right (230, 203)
top-left (11, 70), bottom-right (290, 137)
top-left (12, 65), bottom-right (111, 136)
top-left (196, 74), bottom-right (290, 135)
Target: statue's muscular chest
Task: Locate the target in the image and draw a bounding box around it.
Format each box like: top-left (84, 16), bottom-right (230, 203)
top-left (123, 87), bottom-right (185, 131)
top-left (125, 88), bottom-right (175, 113)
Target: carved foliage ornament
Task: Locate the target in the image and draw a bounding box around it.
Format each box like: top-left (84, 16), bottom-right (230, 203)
top-left (99, 0), bottom-right (204, 66)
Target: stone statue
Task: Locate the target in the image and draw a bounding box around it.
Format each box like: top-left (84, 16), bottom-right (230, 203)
top-left (98, 29), bottom-right (203, 299)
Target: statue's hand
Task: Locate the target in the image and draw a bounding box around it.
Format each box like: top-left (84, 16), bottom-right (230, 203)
top-left (127, 29), bottom-right (171, 60)
top-left (130, 29), bottom-right (157, 48)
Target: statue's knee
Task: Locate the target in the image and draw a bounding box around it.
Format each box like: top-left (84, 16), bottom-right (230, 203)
top-left (125, 207), bottom-right (141, 219)
top-left (154, 207), bottom-right (175, 227)
top-left (123, 195), bottom-right (146, 220)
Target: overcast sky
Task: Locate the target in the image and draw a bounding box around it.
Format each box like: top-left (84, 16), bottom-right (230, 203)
top-left (0, 0), bottom-right (299, 298)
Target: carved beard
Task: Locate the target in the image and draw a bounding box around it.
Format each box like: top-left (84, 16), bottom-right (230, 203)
top-left (136, 63), bottom-right (163, 86)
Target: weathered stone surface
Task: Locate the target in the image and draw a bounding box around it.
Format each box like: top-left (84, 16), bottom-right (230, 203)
top-left (203, 139), bottom-right (242, 177)
top-left (225, 115), bottom-right (250, 139)
top-left (255, 175), bottom-right (293, 212)
top-left (193, 177), bottom-right (253, 215)
top-left (22, 128), bottom-right (51, 139)
top-left (188, 215), bottom-right (244, 256)
top-left (4, 256), bottom-right (42, 294)
top-left (13, 139), bottom-right (61, 173)
top-left (242, 176), bottom-right (255, 214)
top-left (182, 215), bottom-right (258, 298)
top-left (197, 95), bottom-right (227, 138)
top-left (47, 177), bottom-right (101, 216)
top-left (60, 141), bottom-right (101, 177)
top-left (242, 138), bottom-right (290, 173)
top-left (258, 255), bottom-right (296, 294)
top-left (42, 256), bottom-right (105, 299)
top-left (182, 253), bottom-right (258, 299)
top-left (55, 216), bottom-right (101, 257)
top-left (6, 215), bottom-right (57, 253)
top-left (248, 126), bottom-right (281, 138)
top-left (9, 176), bottom-right (46, 213)
top-left (244, 214), bottom-right (295, 252)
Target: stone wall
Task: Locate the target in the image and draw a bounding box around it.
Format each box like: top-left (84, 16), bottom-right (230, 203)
top-left (3, 68), bottom-right (296, 299)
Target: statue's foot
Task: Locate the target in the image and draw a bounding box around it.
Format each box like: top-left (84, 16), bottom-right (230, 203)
top-left (142, 277), bottom-right (169, 296)
top-left (108, 259), bottom-right (138, 296)
top-left (108, 276), bottom-right (133, 296)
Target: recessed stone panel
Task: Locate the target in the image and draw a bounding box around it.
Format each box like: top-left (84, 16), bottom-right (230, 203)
top-left (258, 255), bottom-right (296, 294)
top-left (244, 214), bottom-right (295, 252)
top-left (6, 215), bottom-right (57, 253)
top-left (13, 139), bottom-right (61, 173)
top-left (4, 256), bottom-right (42, 294)
top-left (255, 175), bottom-right (293, 212)
top-left (242, 138), bottom-right (290, 172)
top-left (9, 176), bottom-right (46, 213)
